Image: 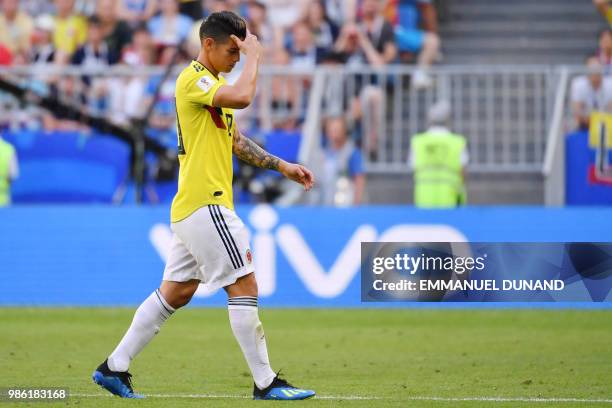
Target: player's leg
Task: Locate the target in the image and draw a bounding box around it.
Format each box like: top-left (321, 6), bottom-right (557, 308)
top-left (93, 232), bottom-right (201, 398)
top-left (172, 204), bottom-right (314, 400)
top-left (225, 273), bottom-right (315, 400)
top-left (105, 279), bottom-right (199, 371)
top-left (159, 279), bottom-right (200, 308)
top-left (224, 273), bottom-right (275, 389)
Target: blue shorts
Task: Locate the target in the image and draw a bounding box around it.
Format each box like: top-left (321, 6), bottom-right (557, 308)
top-left (395, 26), bottom-right (425, 52)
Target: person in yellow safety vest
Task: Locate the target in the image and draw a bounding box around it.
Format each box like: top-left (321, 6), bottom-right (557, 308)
top-left (0, 137), bottom-right (19, 206)
top-left (409, 100), bottom-right (468, 208)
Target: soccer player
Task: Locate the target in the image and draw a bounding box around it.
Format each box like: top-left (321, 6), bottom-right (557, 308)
top-left (92, 11), bottom-right (316, 401)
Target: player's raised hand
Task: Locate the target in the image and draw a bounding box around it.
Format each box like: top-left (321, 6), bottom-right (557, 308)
top-left (280, 162), bottom-right (315, 191)
top-left (231, 31), bottom-right (263, 59)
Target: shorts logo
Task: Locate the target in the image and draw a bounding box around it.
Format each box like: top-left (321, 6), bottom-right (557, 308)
top-left (196, 76), bottom-right (215, 93)
top-left (246, 249), bottom-right (252, 264)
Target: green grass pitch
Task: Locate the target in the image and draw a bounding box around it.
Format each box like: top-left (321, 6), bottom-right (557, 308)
top-left (0, 308), bottom-right (610, 407)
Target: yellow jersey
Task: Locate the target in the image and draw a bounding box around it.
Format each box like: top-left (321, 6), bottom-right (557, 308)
top-left (53, 15), bottom-right (87, 55)
top-left (171, 60), bottom-right (236, 222)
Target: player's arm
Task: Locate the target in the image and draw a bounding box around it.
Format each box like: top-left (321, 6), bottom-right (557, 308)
top-left (211, 32), bottom-right (262, 109)
top-left (232, 125), bottom-right (315, 191)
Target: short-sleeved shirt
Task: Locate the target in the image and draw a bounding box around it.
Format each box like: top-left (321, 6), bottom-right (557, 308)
top-left (385, 0), bottom-right (431, 29)
top-left (71, 43), bottom-right (119, 67)
top-left (570, 75), bottom-right (612, 115)
top-left (321, 142), bottom-right (363, 205)
top-left (147, 14), bottom-right (193, 46)
top-left (323, 144), bottom-right (363, 178)
top-left (260, 0), bottom-right (306, 28)
top-left (364, 16), bottom-right (395, 54)
top-left (54, 15), bottom-right (87, 55)
top-left (0, 12), bottom-right (33, 54)
top-left (171, 60), bottom-right (236, 222)
top-left (346, 16), bottom-right (395, 66)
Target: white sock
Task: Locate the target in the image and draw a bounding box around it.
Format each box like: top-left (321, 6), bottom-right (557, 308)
top-left (228, 297), bottom-right (276, 390)
top-left (107, 289), bottom-right (175, 372)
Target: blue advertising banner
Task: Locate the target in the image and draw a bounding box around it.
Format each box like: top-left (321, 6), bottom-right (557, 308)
top-left (1, 205), bottom-right (612, 307)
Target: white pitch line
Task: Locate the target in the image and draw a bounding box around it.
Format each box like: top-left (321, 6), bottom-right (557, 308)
top-left (73, 393), bottom-right (378, 400)
top-left (409, 396), bottom-right (612, 404)
top-left (72, 393), bottom-right (612, 403)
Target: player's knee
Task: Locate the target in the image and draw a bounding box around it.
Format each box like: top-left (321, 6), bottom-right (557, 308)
top-left (225, 272), bottom-right (258, 297)
top-left (172, 291), bottom-right (194, 309)
top-left (236, 275), bottom-right (258, 297)
top-left (160, 281), bottom-right (198, 309)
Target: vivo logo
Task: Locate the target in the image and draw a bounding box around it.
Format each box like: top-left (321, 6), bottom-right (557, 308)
top-left (149, 205), bottom-right (468, 299)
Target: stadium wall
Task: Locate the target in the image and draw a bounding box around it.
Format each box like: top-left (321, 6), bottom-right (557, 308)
top-left (1, 205), bottom-right (611, 308)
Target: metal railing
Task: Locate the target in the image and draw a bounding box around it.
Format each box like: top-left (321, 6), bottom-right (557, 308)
top-left (543, 68), bottom-right (569, 206)
top-left (0, 65), bottom-right (585, 185)
top-left (0, 65), bottom-right (315, 138)
top-left (300, 65), bottom-right (559, 173)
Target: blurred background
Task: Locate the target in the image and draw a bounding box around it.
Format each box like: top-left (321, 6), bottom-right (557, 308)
top-left (1, 0), bottom-right (612, 306)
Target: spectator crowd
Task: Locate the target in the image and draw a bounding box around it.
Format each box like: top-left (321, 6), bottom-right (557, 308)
top-left (0, 0), bottom-right (442, 205)
top-left (7, 0), bottom-right (603, 206)
top-left (571, 2), bottom-right (612, 130)
top-left (5, 1), bottom-right (610, 206)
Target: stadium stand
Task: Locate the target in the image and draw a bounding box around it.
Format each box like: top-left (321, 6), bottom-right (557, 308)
top-left (0, 0), bottom-right (610, 206)
top-left (440, 0), bottom-right (604, 65)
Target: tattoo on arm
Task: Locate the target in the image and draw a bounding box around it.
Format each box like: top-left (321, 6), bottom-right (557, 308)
top-left (233, 132), bottom-right (281, 171)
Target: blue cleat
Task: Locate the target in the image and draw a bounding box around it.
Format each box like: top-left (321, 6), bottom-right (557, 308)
top-left (253, 374), bottom-right (315, 400)
top-left (92, 359), bottom-right (144, 399)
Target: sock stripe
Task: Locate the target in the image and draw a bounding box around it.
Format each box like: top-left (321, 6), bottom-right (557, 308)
top-left (228, 300), bottom-right (258, 305)
top-left (213, 205), bottom-right (244, 268)
top-left (208, 205), bottom-right (241, 269)
top-left (228, 296), bottom-right (258, 307)
top-left (154, 289), bottom-right (174, 317)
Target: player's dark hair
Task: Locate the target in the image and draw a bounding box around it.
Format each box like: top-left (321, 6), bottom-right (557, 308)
top-left (199, 11), bottom-right (247, 44)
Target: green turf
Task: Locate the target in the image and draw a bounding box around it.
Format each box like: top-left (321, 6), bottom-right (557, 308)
top-left (0, 308), bottom-right (610, 407)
